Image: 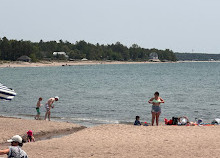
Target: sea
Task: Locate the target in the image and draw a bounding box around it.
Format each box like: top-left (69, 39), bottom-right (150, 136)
top-left (0, 62), bottom-right (220, 127)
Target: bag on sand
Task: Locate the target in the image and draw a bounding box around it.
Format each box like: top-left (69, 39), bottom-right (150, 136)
top-left (172, 117), bottom-right (178, 125)
top-left (164, 118), bottom-right (173, 125)
top-left (211, 118), bottom-right (220, 125)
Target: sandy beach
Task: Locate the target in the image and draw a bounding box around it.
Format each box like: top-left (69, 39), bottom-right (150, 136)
top-left (0, 117), bottom-right (219, 158)
top-left (0, 61), bottom-right (156, 68)
top-left (0, 116), bottom-right (85, 144)
top-left (1, 60), bottom-right (220, 68)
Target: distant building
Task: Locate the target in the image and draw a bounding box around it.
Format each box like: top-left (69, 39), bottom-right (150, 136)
top-left (149, 52), bottom-right (160, 62)
top-left (53, 52), bottom-right (69, 58)
top-left (81, 58), bottom-right (88, 61)
top-left (17, 55), bottom-right (31, 62)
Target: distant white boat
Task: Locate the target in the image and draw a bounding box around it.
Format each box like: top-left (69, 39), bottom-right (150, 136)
top-left (0, 83), bottom-right (16, 101)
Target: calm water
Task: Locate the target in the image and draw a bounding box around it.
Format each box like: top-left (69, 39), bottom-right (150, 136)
top-left (0, 62), bottom-right (220, 126)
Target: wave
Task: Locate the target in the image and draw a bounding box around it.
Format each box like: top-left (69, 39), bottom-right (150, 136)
top-left (10, 114), bottom-right (119, 126)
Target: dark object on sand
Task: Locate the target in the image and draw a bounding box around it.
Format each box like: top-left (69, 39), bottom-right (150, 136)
top-left (172, 117), bottom-right (178, 125)
top-left (211, 118), bottom-right (220, 125)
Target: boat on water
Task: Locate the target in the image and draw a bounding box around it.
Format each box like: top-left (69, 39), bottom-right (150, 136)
top-left (0, 83), bottom-right (16, 101)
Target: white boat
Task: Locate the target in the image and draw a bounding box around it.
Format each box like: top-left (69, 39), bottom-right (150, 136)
top-left (0, 83), bottom-right (16, 101)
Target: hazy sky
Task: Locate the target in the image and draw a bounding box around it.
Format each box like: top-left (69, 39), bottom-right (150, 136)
top-left (0, 0), bottom-right (219, 53)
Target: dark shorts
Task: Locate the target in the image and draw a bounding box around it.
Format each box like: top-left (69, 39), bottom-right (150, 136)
top-left (36, 107), bottom-right (40, 114)
top-left (151, 105), bottom-right (161, 113)
top-left (28, 135), bottom-right (32, 141)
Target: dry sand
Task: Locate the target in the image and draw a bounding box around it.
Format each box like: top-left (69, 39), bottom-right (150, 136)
top-left (22, 124), bottom-right (220, 158)
top-left (0, 117), bottom-right (220, 157)
top-left (0, 119), bottom-right (217, 158)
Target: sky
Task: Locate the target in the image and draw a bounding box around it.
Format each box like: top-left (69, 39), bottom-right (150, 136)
top-left (0, 0), bottom-right (220, 53)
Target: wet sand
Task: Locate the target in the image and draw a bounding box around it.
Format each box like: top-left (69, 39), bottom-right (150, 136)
top-left (1, 117), bottom-right (219, 158)
top-left (0, 116), bottom-right (85, 144)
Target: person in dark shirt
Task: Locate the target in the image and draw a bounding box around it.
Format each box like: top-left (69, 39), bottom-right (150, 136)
top-left (134, 116), bottom-right (141, 125)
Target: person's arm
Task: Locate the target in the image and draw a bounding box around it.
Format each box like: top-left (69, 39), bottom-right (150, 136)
top-left (39, 101), bottom-right (42, 107)
top-left (32, 136), bottom-right (35, 142)
top-left (0, 148), bottom-right (9, 155)
top-left (160, 97), bottom-right (165, 103)
top-left (148, 98), bottom-right (154, 104)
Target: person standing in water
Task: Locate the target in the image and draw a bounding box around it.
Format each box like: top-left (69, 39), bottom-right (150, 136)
top-left (34, 97), bottom-right (42, 120)
top-left (44, 96), bottom-right (59, 121)
top-left (148, 92), bottom-right (164, 126)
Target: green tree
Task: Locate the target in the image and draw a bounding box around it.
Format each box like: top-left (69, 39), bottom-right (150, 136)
top-left (30, 53), bottom-right (37, 62)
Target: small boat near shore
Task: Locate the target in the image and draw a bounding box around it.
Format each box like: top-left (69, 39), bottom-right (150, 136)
top-left (0, 83), bottom-right (16, 101)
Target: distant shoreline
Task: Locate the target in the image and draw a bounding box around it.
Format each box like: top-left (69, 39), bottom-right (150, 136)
top-left (0, 60), bottom-right (219, 68)
top-left (0, 60), bottom-right (169, 68)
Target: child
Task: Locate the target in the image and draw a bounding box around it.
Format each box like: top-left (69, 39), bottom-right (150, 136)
top-left (27, 130), bottom-right (35, 142)
top-left (134, 116), bottom-right (142, 125)
top-left (35, 97), bottom-right (42, 120)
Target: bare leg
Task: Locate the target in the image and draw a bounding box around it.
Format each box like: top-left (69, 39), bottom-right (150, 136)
top-left (44, 111), bottom-right (48, 120)
top-left (156, 112), bottom-right (160, 126)
top-left (151, 112), bottom-right (156, 126)
top-left (48, 111), bottom-right (51, 121)
top-left (37, 114), bottom-right (40, 120)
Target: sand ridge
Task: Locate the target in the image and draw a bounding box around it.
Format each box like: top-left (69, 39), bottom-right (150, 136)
top-left (0, 116), bottom-right (85, 144)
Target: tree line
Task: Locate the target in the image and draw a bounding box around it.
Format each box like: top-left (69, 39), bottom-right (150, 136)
top-left (0, 37), bottom-right (176, 62)
top-left (175, 53), bottom-right (220, 61)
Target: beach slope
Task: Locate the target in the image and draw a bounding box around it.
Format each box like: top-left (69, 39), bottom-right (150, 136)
top-left (22, 124), bottom-right (220, 158)
top-left (0, 116), bottom-right (85, 144)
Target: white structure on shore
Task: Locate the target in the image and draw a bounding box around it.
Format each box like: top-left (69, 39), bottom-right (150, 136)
top-left (149, 52), bottom-right (160, 62)
top-left (81, 58), bottom-right (88, 61)
top-left (53, 52), bottom-right (68, 58)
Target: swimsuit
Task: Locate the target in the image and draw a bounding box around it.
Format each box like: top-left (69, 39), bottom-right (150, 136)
top-left (45, 103), bottom-right (50, 111)
top-left (151, 98), bottom-right (161, 113)
top-left (151, 105), bottom-right (161, 113)
top-left (36, 107), bottom-right (40, 114)
top-left (152, 98), bottom-right (161, 103)
top-left (28, 135), bottom-right (33, 142)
